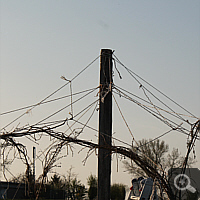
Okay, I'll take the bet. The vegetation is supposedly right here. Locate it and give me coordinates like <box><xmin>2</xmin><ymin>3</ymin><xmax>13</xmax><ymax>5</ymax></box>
<box><xmin>49</xmin><ymin>173</ymin><xmax>64</xmax><ymax>189</ymax></box>
<box><xmin>110</xmin><ymin>183</ymin><xmax>126</xmax><ymax>200</ymax></box>
<box><xmin>87</xmin><ymin>174</ymin><xmax>126</xmax><ymax>200</ymax></box>
<box><xmin>123</xmin><ymin>138</ymin><xmax>196</xmax><ymax>178</ymax></box>
<box><xmin>8</xmin><ymin>167</ymin><xmax>87</xmax><ymax>200</ymax></box>
<box><xmin>87</xmin><ymin>174</ymin><xmax>97</xmax><ymax>200</ymax></box>
<box><xmin>123</xmin><ymin>138</ymin><xmax>197</xmax><ymax>199</ymax></box>
<box><xmin>50</xmin><ymin>167</ymin><xmax>87</xmax><ymax>200</ymax></box>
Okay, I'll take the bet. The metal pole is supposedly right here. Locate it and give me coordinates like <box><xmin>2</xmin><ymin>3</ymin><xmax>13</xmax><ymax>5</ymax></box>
<box><xmin>33</xmin><ymin>146</ymin><xmax>36</xmax><ymax>182</ymax></box>
<box><xmin>98</xmin><ymin>49</ymin><xmax>113</xmax><ymax>200</ymax></box>
<box><xmin>33</xmin><ymin>146</ymin><xmax>36</xmax><ymax>197</ymax></box>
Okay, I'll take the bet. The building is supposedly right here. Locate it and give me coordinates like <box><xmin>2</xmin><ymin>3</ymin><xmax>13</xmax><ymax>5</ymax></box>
<box><xmin>0</xmin><ymin>181</ymin><xmax>65</xmax><ymax>199</ymax></box>
<box><xmin>0</xmin><ymin>181</ymin><xmax>27</xmax><ymax>199</ymax></box>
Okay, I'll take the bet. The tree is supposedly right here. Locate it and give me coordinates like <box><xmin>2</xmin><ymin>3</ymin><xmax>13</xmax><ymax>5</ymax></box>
<box><xmin>123</xmin><ymin>139</ymin><xmax>196</xmax><ymax>179</ymax></box>
<box><xmin>123</xmin><ymin>139</ymin><xmax>169</xmax><ymax>178</ymax></box>
<box><xmin>123</xmin><ymin>139</ymin><xmax>197</xmax><ymax>199</ymax></box>
<box><xmin>49</xmin><ymin>173</ymin><xmax>64</xmax><ymax>189</ymax></box>
<box><xmin>65</xmin><ymin>167</ymin><xmax>87</xmax><ymax>200</ymax></box>
<box><xmin>9</xmin><ymin>173</ymin><xmax>26</xmax><ymax>183</ymax></box>
<box><xmin>69</xmin><ymin>178</ymin><xmax>86</xmax><ymax>200</ymax></box>
<box><xmin>110</xmin><ymin>183</ymin><xmax>126</xmax><ymax>200</ymax></box>
<box><xmin>165</xmin><ymin>147</ymin><xmax>196</xmax><ymax>170</ymax></box>
<box><xmin>87</xmin><ymin>174</ymin><xmax>97</xmax><ymax>200</ymax></box>
<box><xmin>47</xmin><ymin>169</ymin><xmax>87</xmax><ymax>200</ymax></box>
<box><xmin>86</xmin><ymin>174</ymin><xmax>126</xmax><ymax>200</ymax></box>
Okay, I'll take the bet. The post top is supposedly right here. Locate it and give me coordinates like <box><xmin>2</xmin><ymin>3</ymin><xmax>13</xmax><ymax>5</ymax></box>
<box><xmin>101</xmin><ymin>49</ymin><xmax>113</xmax><ymax>53</ymax></box>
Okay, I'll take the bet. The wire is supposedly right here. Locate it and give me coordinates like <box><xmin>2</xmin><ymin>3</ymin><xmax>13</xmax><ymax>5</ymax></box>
<box><xmin>113</xmin><ymin>87</ymin><xmax>200</xmax><ymax>141</ymax></box>
<box><xmin>34</xmin><ymin>87</ymin><xmax>98</xmax><ymax>126</ymax></box>
<box><xmin>113</xmin><ymin>54</ymin><xmax>197</xmax><ymax>120</ymax></box>
<box><xmin>114</xmin><ymin>85</ymin><xmax>198</xmax><ymax>120</ymax></box>
<box><xmin>0</xmin><ymin>55</ymin><xmax>100</xmax><ymax>131</ymax></box>
<box><xmin>1</xmin><ymin>89</ymin><xmax>97</xmax><ymax>135</ymax></box>
<box><xmin>72</xmin><ymin>119</ymin><xmax>133</xmax><ymax>148</ymax></box>
<box><xmin>64</xmin><ymin>99</ymin><xmax>98</xmax><ymax>135</ymax></box>
<box><xmin>72</xmin><ymin>101</ymin><xmax>98</xmax><ymax>138</ymax></box>
<box><xmin>112</xmin><ymin>93</ymin><xmax>138</xmax><ymax>145</ymax></box>
<box><xmin>73</xmin><ymin>99</ymin><xmax>98</xmax><ymax>119</ymax></box>
<box><xmin>0</xmin><ymin>87</ymin><xmax>97</xmax><ymax>116</ymax></box>
<box><xmin>112</xmin><ymin>93</ymin><xmax>167</xmax><ymax>176</ymax></box>
<box><xmin>117</xmin><ymin>91</ymin><xmax>199</xmax><ymax>139</ymax></box>
<box><xmin>137</xmin><ymin>123</ymin><xmax>184</xmax><ymax>149</ymax></box>
<box><xmin>113</xmin><ymin>87</ymin><xmax>191</xmax><ymax>136</ymax></box>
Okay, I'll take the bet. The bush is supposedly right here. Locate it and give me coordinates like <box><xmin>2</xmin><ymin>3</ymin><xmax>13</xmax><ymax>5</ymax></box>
<box><xmin>110</xmin><ymin>183</ymin><xmax>126</xmax><ymax>200</ymax></box>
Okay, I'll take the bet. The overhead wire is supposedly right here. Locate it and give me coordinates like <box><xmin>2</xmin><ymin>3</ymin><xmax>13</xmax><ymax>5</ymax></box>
<box><xmin>76</xmin><ymin>101</ymin><xmax>98</xmax><ymax>137</ymax></box>
<box><xmin>113</xmin><ymin>54</ymin><xmax>197</xmax><ymax>121</ymax></box>
<box><xmin>1</xmin><ymin>52</ymin><xmax>199</xmax><ymax>195</ymax></box>
<box><xmin>112</xmin><ymin>93</ymin><xmax>138</xmax><ymax>145</ymax></box>
<box><xmin>113</xmin><ymin>83</ymin><xmax>192</xmax><ymax>134</ymax></box>
<box><xmin>73</xmin><ymin>99</ymin><xmax>98</xmax><ymax>119</ymax></box>
<box><xmin>0</xmin><ymin>87</ymin><xmax>97</xmax><ymax>116</ymax></box>
<box><xmin>112</xmin><ymin>57</ymin><xmax>200</xmax><ymax>183</ymax></box>
<box><xmin>0</xmin><ymin>87</ymin><xmax>98</xmax><ymax>135</ymax></box>
<box><xmin>3</xmin><ymin>97</ymin><xmax>122</xmax><ymax>164</ymax></box>
<box><xmin>68</xmin><ymin>101</ymin><xmax>98</xmax><ymax>138</ymax></box>
<box><xmin>112</xmin><ymin>93</ymin><xmax>167</xmax><ymax>176</ymax></box>
<box><xmin>31</xmin><ymin>82</ymin><xmax>132</xmax><ymax>148</ymax></box>
<box><xmin>116</xmin><ymin>90</ymin><xmax>200</xmax><ymax>140</ymax></box>
<box><xmin>72</xmin><ymin>119</ymin><xmax>133</xmax><ymax>148</ymax></box>
<box><xmin>113</xmin><ymin>86</ymin><xmax>192</xmax><ymax>137</ymax></box>
<box><xmin>60</xmin><ymin>76</ymin><xmax>74</xmax><ymax>119</ymax></box>
<box><xmin>0</xmin><ymin>55</ymin><xmax>100</xmax><ymax>131</ymax></box>
<box><xmin>114</xmin><ymin>85</ymin><xmax>198</xmax><ymax>120</ymax></box>
<box><xmin>141</xmin><ymin>85</ymin><xmax>172</xmax><ymax>128</ymax></box>
<box><xmin>64</xmin><ymin>99</ymin><xmax>98</xmax><ymax>135</ymax></box>
<box><xmin>136</xmin><ymin>123</ymin><xmax>185</xmax><ymax>149</ymax></box>
<box><xmin>22</xmin><ymin>93</ymin><xmax>99</xmax><ymax>161</ymax></box>
<box><xmin>33</xmin><ymin>87</ymin><xmax>98</xmax><ymax>126</ymax></box>
<box><xmin>26</xmin><ymin>99</ymin><xmax>99</xmax><ymax>164</ymax></box>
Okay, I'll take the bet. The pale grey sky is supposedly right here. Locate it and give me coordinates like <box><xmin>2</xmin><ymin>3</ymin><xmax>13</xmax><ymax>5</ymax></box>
<box><xmin>0</xmin><ymin>0</ymin><xmax>200</xmax><ymax>187</ymax></box>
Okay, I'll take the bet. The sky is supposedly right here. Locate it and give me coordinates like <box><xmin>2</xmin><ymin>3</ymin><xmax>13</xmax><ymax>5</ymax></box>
<box><xmin>0</xmin><ymin>0</ymin><xmax>200</xmax><ymax>190</ymax></box>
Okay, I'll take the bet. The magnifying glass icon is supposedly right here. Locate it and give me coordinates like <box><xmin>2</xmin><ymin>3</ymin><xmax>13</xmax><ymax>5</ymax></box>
<box><xmin>174</xmin><ymin>174</ymin><xmax>196</xmax><ymax>193</ymax></box>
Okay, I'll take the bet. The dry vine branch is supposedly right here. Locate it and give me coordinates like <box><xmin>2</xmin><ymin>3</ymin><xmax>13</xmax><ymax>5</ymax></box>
<box><xmin>1</xmin><ymin>120</ymin><xmax>199</xmax><ymax>199</ymax></box>
<box><xmin>2</xmin><ymin>125</ymin><xmax>175</xmax><ymax>199</ymax></box>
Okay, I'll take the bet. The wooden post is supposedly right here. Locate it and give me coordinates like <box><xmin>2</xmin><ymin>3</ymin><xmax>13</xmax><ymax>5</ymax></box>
<box><xmin>98</xmin><ymin>49</ymin><xmax>113</xmax><ymax>200</ymax></box>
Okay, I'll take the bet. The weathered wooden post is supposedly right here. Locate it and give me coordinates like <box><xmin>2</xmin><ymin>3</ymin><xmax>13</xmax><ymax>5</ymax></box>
<box><xmin>98</xmin><ymin>49</ymin><xmax>113</xmax><ymax>199</ymax></box>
